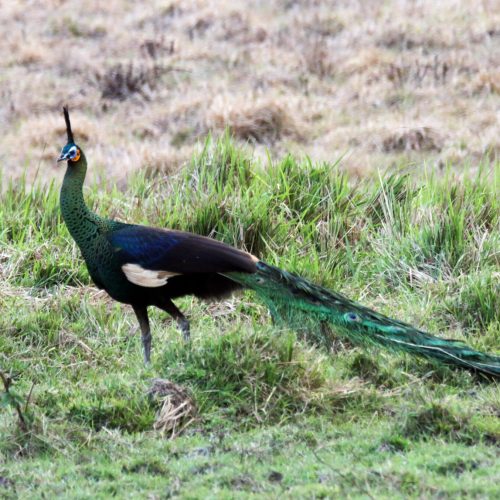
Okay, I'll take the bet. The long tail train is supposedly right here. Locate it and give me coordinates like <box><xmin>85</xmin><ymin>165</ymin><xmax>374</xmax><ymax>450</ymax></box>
<box><xmin>226</xmin><ymin>262</ymin><xmax>500</xmax><ymax>378</ymax></box>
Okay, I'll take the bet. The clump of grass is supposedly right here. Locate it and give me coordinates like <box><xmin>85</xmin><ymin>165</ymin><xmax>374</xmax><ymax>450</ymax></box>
<box><xmin>369</xmin><ymin>168</ymin><xmax>499</xmax><ymax>293</ymax></box>
<box><xmin>397</xmin><ymin>403</ymin><xmax>498</xmax><ymax>444</ymax></box>
<box><xmin>434</xmin><ymin>458</ymin><xmax>480</xmax><ymax>476</ymax></box>
<box><xmin>363</xmin><ymin>172</ymin><xmax>417</xmax><ymax>227</ymax></box>
<box><xmin>38</xmin><ymin>378</ymin><xmax>155</xmax><ymax>433</ymax></box>
<box><xmin>443</xmin><ymin>273</ymin><xmax>500</xmax><ymax>332</ymax></box>
<box><xmin>0</xmin><ymin>369</ymin><xmax>46</xmax><ymax>458</ymax></box>
<box><xmin>385</xmin><ymin>56</ymin><xmax>451</xmax><ymax>88</ymax></box>
<box><xmin>96</xmin><ymin>63</ymin><xmax>168</xmax><ymax>101</ymax></box>
<box><xmin>148</xmin><ymin>379</ymin><xmax>196</xmax><ymax>437</ymax></box>
<box><xmin>377</xmin><ymin>434</ymin><xmax>410</xmax><ymax>452</ymax></box>
<box><xmin>0</xmin><ymin>370</ymin><xmax>33</xmax><ymax>434</ymax></box>
<box><xmin>381</xmin><ymin>127</ymin><xmax>442</xmax><ymax>152</ymax></box>
<box><xmin>209</xmin><ymin>102</ymin><xmax>300</xmax><ymax>145</ymax></box>
<box><xmin>471</xmin><ymin>70</ymin><xmax>500</xmax><ymax>95</ymax></box>
<box><xmin>347</xmin><ymin>353</ymin><xmax>399</xmax><ymax>388</ymax></box>
<box><xmin>304</xmin><ymin>38</ymin><xmax>334</xmax><ymax>78</ymax></box>
<box><xmin>139</xmin><ymin>36</ymin><xmax>175</xmax><ymax>60</ymax></box>
<box><xmin>160</xmin><ymin>328</ymin><xmax>358</xmax><ymax>426</ymax></box>
<box><xmin>122</xmin><ymin>459</ymin><xmax>169</xmax><ymax>476</ymax></box>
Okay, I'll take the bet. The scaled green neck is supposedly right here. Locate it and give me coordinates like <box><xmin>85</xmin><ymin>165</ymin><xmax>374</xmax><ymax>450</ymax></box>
<box><xmin>60</xmin><ymin>152</ymin><xmax>103</xmax><ymax>246</ymax></box>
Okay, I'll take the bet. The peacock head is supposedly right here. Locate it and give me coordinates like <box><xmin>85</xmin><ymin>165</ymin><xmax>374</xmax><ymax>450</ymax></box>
<box><xmin>57</xmin><ymin>107</ymin><xmax>83</xmax><ymax>164</ymax></box>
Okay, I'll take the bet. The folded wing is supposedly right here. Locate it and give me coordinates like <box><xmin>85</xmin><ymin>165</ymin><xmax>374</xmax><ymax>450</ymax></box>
<box><xmin>108</xmin><ymin>225</ymin><xmax>257</xmax><ymax>286</ymax></box>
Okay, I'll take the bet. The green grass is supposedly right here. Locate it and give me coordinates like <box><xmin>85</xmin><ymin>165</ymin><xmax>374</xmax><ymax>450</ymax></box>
<box><xmin>1</xmin><ymin>137</ymin><xmax>499</xmax><ymax>498</ymax></box>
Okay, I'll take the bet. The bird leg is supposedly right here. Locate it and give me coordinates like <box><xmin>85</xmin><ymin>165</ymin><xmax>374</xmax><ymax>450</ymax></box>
<box><xmin>132</xmin><ymin>305</ymin><xmax>152</xmax><ymax>364</ymax></box>
<box><xmin>158</xmin><ymin>299</ymin><xmax>190</xmax><ymax>342</ymax></box>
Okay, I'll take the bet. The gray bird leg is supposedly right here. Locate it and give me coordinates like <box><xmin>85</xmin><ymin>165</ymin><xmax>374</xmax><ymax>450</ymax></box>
<box><xmin>132</xmin><ymin>305</ymin><xmax>152</xmax><ymax>364</ymax></box>
<box><xmin>158</xmin><ymin>299</ymin><xmax>191</xmax><ymax>341</ymax></box>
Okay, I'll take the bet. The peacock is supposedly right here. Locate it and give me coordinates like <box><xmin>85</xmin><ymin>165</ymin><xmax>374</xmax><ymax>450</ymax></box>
<box><xmin>57</xmin><ymin>108</ymin><xmax>500</xmax><ymax>377</ymax></box>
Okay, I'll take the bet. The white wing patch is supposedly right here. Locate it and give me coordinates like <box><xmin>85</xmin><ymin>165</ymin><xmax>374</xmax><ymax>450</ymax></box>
<box><xmin>122</xmin><ymin>263</ymin><xmax>180</xmax><ymax>288</ymax></box>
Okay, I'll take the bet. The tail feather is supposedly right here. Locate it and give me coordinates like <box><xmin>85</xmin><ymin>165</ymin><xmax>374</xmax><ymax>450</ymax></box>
<box><xmin>226</xmin><ymin>262</ymin><xmax>500</xmax><ymax>378</ymax></box>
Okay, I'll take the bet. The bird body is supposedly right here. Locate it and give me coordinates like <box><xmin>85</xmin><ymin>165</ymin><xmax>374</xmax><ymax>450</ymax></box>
<box><xmin>61</xmin><ymin>159</ymin><xmax>255</xmax><ymax>306</ymax></box>
<box><xmin>58</xmin><ymin>119</ymin><xmax>257</xmax><ymax>361</ymax></box>
<box><xmin>57</xmin><ymin>108</ymin><xmax>500</xmax><ymax>376</ymax></box>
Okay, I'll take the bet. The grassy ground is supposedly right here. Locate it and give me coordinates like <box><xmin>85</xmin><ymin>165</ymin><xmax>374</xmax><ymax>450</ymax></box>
<box><xmin>0</xmin><ymin>139</ymin><xmax>499</xmax><ymax>498</ymax></box>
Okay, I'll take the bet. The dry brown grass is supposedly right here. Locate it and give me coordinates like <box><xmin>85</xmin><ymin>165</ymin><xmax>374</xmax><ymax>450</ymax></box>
<box><xmin>381</xmin><ymin>127</ymin><xmax>442</xmax><ymax>153</ymax></box>
<box><xmin>0</xmin><ymin>0</ymin><xmax>498</xmax><ymax>182</ymax></box>
<box><xmin>148</xmin><ymin>379</ymin><xmax>196</xmax><ymax>438</ymax></box>
<box><xmin>209</xmin><ymin>99</ymin><xmax>301</xmax><ymax>145</ymax></box>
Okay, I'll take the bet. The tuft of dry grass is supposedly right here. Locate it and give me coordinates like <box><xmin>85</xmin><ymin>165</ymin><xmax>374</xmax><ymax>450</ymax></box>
<box><xmin>381</xmin><ymin>127</ymin><xmax>442</xmax><ymax>153</ymax></box>
<box><xmin>471</xmin><ymin>70</ymin><xmax>500</xmax><ymax>95</ymax></box>
<box><xmin>209</xmin><ymin>100</ymin><xmax>301</xmax><ymax>145</ymax></box>
<box><xmin>96</xmin><ymin>63</ymin><xmax>168</xmax><ymax>101</ymax></box>
<box><xmin>148</xmin><ymin>379</ymin><xmax>196</xmax><ymax>438</ymax></box>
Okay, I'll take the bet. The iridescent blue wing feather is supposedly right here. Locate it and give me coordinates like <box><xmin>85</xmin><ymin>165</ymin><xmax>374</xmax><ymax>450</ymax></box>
<box><xmin>108</xmin><ymin>225</ymin><xmax>257</xmax><ymax>274</ymax></box>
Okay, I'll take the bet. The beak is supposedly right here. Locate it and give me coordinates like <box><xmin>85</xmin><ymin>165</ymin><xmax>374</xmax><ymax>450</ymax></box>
<box><xmin>57</xmin><ymin>152</ymin><xmax>69</xmax><ymax>162</ymax></box>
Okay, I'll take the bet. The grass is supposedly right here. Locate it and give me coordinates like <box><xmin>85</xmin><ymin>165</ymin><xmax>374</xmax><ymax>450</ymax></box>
<box><xmin>0</xmin><ymin>138</ymin><xmax>499</xmax><ymax>498</ymax></box>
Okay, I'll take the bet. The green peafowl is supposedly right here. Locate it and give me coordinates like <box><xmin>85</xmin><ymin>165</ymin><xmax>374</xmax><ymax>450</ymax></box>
<box><xmin>57</xmin><ymin>107</ymin><xmax>500</xmax><ymax>377</ymax></box>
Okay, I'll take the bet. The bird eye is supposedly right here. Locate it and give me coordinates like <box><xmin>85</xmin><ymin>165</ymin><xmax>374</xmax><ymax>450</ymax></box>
<box><xmin>345</xmin><ymin>312</ymin><xmax>361</xmax><ymax>322</ymax></box>
<box><xmin>68</xmin><ymin>146</ymin><xmax>80</xmax><ymax>161</ymax></box>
